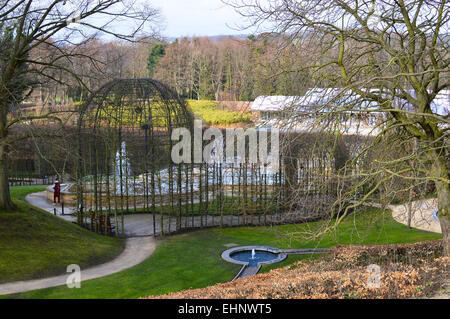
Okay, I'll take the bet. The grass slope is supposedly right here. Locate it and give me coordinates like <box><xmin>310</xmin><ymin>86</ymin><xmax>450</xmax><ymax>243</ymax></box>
<box><xmin>0</xmin><ymin>186</ymin><xmax>125</xmax><ymax>284</ymax></box>
<box><xmin>9</xmin><ymin>206</ymin><xmax>441</xmax><ymax>299</ymax></box>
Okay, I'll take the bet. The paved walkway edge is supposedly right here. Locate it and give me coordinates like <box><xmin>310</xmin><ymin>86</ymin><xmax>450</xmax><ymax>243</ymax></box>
<box><xmin>389</xmin><ymin>198</ymin><xmax>441</xmax><ymax>234</ymax></box>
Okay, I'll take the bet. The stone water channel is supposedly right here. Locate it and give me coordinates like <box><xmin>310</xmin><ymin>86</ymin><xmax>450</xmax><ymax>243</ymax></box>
<box><xmin>221</xmin><ymin>246</ymin><xmax>330</xmax><ymax>280</ymax></box>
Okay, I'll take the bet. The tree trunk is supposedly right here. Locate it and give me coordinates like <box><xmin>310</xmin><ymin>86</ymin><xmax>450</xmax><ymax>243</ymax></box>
<box><xmin>431</xmin><ymin>152</ymin><xmax>450</xmax><ymax>256</ymax></box>
<box><xmin>407</xmin><ymin>189</ymin><xmax>413</xmax><ymax>229</ymax></box>
<box><xmin>436</xmin><ymin>182</ymin><xmax>450</xmax><ymax>256</ymax></box>
<box><xmin>0</xmin><ymin>144</ymin><xmax>15</xmax><ymax>211</ymax></box>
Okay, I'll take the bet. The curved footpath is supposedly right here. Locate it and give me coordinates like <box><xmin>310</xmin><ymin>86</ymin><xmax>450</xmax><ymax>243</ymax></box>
<box><xmin>23</xmin><ymin>191</ymin><xmax>324</xmax><ymax>237</ymax></box>
<box><xmin>0</xmin><ymin>193</ymin><xmax>441</xmax><ymax>295</ymax></box>
<box><xmin>0</xmin><ymin>236</ymin><xmax>156</xmax><ymax>295</ymax></box>
<box><xmin>0</xmin><ymin>193</ymin><xmax>158</xmax><ymax>296</ymax></box>
<box><xmin>352</xmin><ymin>198</ymin><xmax>441</xmax><ymax>234</ymax></box>
<box><xmin>390</xmin><ymin>198</ymin><xmax>441</xmax><ymax>233</ymax></box>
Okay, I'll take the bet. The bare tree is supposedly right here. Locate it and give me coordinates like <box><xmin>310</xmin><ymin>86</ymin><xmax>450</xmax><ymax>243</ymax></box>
<box><xmin>226</xmin><ymin>0</ymin><xmax>450</xmax><ymax>254</ymax></box>
<box><xmin>0</xmin><ymin>0</ymin><xmax>161</xmax><ymax>211</ymax></box>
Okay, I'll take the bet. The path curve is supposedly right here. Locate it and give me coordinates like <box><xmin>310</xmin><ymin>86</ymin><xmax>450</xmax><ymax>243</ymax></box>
<box><xmin>24</xmin><ymin>191</ymin><xmax>324</xmax><ymax>237</ymax></box>
<box><xmin>353</xmin><ymin>198</ymin><xmax>441</xmax><ymax>234</ymax></box>
<box><xmin>0</xmin><ymin>236</ymin><xmax>157</xmax><ymax>295</ymax></box>
<box><xmin>389</xmin><ymin>198</ymin><xmax>441</xmax><ymax>234</ymax></box>
<box><xmin>0</xmin><ymin>195</ymin><xmax>159</xmax><ymax>295</ymax></box>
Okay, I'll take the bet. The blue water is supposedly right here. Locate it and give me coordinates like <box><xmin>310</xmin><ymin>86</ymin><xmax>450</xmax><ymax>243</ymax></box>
<box><xmin>230</xmin><ymin>250</ymin><xmax>279</xmax><ymax>267</ymax></box>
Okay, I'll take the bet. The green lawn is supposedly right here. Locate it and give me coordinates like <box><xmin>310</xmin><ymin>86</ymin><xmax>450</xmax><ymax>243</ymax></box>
<box><xmin>0</xmin><ymin>186</ymin><xmax>125</xmax><ymax>284</ymax></box>
<box><xmin>6</xmin><ymin>206</ymin><xmax>441</xmax><ymax>299</ymax></box>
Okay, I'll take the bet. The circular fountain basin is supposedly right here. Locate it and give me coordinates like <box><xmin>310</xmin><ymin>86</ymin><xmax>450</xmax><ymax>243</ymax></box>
<box><xmin>222</xmin><ymin>246</ymin><xmax>287</xmax><ymax>267</ymax></box>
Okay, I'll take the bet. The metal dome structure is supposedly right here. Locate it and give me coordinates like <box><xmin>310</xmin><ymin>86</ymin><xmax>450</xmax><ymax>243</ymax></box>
<box><xmin>75</xmin><ymin>79</ymin><xmax>194</xmax><ymax>235</ymax></box>
<box><xmin>72</xmin><ymin>78</ymin><xmax>336</xmax><ymax>238</ymax></box>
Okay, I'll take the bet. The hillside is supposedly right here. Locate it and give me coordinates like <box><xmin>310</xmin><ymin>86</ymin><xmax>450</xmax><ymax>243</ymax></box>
<box><xmin>0</xmin><ymin>186</ymin><xmax>124</xmax><ymax>284</ymax></box>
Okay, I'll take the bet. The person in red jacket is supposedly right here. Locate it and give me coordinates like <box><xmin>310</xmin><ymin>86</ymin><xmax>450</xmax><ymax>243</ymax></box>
<box><xmin>53</xmin><ymin>177</ymin><xmax>61</xmax><ymax>204</ymax></box>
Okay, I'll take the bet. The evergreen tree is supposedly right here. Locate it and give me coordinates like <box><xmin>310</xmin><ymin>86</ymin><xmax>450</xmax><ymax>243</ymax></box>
<box><xmin>0</xmin><ymin>23</ymin><xmax>30</xmax><ymax>109</ymax></box>
<box><xmin>147</xmin><ymin>43</ymin><xmax>166</xmax><ymax>77</ymax></box>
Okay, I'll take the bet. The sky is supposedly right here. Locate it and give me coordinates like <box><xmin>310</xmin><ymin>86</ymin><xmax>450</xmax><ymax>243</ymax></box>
<box><xmin>150</xmin><ymin>0</ymin><xmax>251</xmax><ymax>38</ymax></box>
